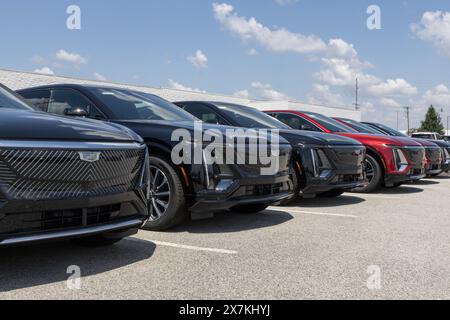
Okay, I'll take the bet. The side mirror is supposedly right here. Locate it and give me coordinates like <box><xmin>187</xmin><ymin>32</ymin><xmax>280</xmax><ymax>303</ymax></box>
<box><xmin>64</xmin><ymin>107</ymin><xmax>88</xmax><ymax>117</ymax></box>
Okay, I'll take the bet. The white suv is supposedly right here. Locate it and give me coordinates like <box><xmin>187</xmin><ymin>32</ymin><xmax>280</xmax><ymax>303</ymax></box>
<box><xmin>411</xmin><ymin>132</ymin><xmax>444</xmax><ymax>141</ymax></box>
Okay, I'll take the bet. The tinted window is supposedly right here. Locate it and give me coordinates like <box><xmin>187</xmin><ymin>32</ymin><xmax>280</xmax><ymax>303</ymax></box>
<box><xmin>212</xmin><ymin>103</ymin><xmax>291</xmax><ymax>129</ymax></box>
<box><xmin>303</xmin><ymin>112</ymin><xmax>357</xmax><ymax>133</ymax></box>
<box><xmin>48</xmin><ymin>89</ymin><xmax>103</xmax><ymax>118</ymax></box>
<box><xmin>276</xmin><ymin>113</ymin><xmax>321</xmax><ymax>132</ymax></box>
<box><xmin>180</xmin><ymin>103</ymin><xmax>228</xmax><ymax>125</ymax></box>
<box><xmin>338</xmin><ymin>119</ymin><xmax>381</xmax><ymax>134</ymax></box>
<box><xmin>0</xmin><ymin>86</ymin><xmax>34</xmax><ymax>111</ymax></box>
<box><xmin>365</xmin><ymin>123</ymin><xmax>406</xmax><ymax>137</ymax></box>
<box><xmin>89</xmin><ymin>88</ymin><xmax>195</xmax><ymax>121</ymax></box>
<box><xmin>19</xmin><ymin>90</ymin><xmax>51</xmax><ymax>111</ymax></box>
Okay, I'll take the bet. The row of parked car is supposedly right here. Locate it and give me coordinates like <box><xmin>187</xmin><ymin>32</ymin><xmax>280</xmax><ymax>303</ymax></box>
<box><xmin>0</xmin><ymin>82</ymin><xmax>448</xmax><ymax>247</ymax></box>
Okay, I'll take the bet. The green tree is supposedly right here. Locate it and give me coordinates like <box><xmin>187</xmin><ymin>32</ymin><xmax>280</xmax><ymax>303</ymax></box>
<box><xmin>420</xmin><ymin>105</ymin><xmax>445</xmax><ymax>134</ymax></box>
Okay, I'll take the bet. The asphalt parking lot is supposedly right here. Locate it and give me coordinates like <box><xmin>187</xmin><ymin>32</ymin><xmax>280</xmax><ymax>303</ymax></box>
<box><xmin>1</xmin><ymin>175</ymin><xmax>450</xmax><ymax>300</ymax></box>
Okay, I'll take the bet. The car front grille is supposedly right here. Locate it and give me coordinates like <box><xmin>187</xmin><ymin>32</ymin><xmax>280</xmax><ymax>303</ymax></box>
<box><xmin>404</xmin><ymin>147</ymin><xmax>426</xmax><ymax>168</ymax></box>
<box><xmin>235</xmin><ymin>144</ymin><xmax>292</xmax><ymax>176</ymax></box>
<box><xmin>244</xmin><ymin>183</ymin><xmax>284</xmax><ymax>197</ymax></box>
<box><xmin>0</xmin><ymin>204</ymin><xmax>137</xmax><ymax>236</ymax></box>
<box><xmin>425</xmin><ymin>147</ymin><xmax>442</xmax><ymax>164</ymax></box>
<box><xmin>0</xmin><ymin>146</ymin><xmax>146</xmax><ymax>200</ymax></box>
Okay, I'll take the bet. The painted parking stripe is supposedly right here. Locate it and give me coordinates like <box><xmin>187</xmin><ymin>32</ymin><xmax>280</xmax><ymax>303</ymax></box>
<box><xmin>355</xmin><ymin>194</ymin><xmax>402</xmax><ymax>200</ymax></box>
<box><xmin>130</xmin><ymin>238</ymin><xmax>238</xmax><ymax>255</ymax></box>
<box><xmin>268</xmin><ymin>207</ymin><xmax>358</xmax><ymax>219</ymax></box>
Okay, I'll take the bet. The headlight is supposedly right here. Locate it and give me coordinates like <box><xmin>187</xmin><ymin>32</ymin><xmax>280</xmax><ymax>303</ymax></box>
<box><xmin>202</xmin><ymin>149</ymin><xmax>235</xmax><ymax>191</ymax></box>
<box><xmin>444</xmin><ymin>148</ymin><xmax>450</xmax><ymax>164</ymax></box>
<box><xmin>310</xmin><ymin>148</ymin><xmax>333</xmax><ymax>178</ymax></box>
<box><xmin>391</xmin><ymin>148</ymin><xmax>409</xmax><ymax>172</ymax></box>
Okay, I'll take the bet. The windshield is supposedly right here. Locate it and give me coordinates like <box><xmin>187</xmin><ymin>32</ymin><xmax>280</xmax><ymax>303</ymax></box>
<box><xmin>303</xmin><ymin>112</ymin><xmax>357</xmax><ymax>133</ymax></box>
<box><xmin>366</xmin><ymin>123</ymin><xmax>407</xmax><ymax>137</ymax></box>
<box><xmin>0</xmin><ymin>85</ymin><xmax>34</xmax><ymax>111</ymax></box>
<box><xmin>213</xmin><ymin>102</ymin><xmax>291</xmax><ymax>129</ymax></box>
<box><xmin>339</xmin><ymin>119</ymin><xmax>383</xmax><ymax>134</ymax></box>
<box><xmin>89</xmin><ymin>88</ymin><xmax>196</xmax><ymax>121</ymax></box>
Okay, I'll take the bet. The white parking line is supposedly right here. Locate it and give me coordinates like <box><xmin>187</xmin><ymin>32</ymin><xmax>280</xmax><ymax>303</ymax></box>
<box><xmin>130</xmin><ymin>238</ymin><xmax>238</xmax><ymax>255</ymax></box>
<box><xmin>355</xmin><ymin>194</ymin><xmax>402</xmax><ymax>200</ymax></box>
<box><xmin>268</xmin><ymin>207</ymin><xmax>358</xmax><ymax>219</ymax></box>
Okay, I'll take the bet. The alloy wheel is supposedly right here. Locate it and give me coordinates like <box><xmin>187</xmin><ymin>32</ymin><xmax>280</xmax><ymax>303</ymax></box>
<box><xmin>365</xmin><ymin>159</ymin><xmax>375</xmax><ymax>183</ymax></box>
<box><xmin>148</xmin><ymin>165</ymin><xmax>171</xmax><ymax>221</ymax></box>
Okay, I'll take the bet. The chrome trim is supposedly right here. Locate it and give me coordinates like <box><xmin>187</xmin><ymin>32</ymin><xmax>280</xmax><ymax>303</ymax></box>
<box><xmin>0</xmin><ymin>218</ymin><xmax>143</xmax><ymax>246</ymax></box>
<box><xmin>0</xmin><ymin>141</ymin><xmax>145</xmax><ymax>150</ymax></box>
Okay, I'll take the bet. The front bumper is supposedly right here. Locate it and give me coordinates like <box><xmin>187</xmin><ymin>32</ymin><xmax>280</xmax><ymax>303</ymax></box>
<box><xmin>189</xmin><ymin>174</ymin><xmax>293</xmax><ymax>213</ymax></box>
<box><xmin>0</xmin><ymin>191</ymin><xmax>148</xmax><ymax>247</ymax></box>
<box><xmin>385</xmin><ymin>168</ymin><xmax>426</xmax><ymax>186</ymax></box>
<box><xmin>296</xmin><ymin>145</ymin><xmax>367</xmax><ymax>196</ymax></box>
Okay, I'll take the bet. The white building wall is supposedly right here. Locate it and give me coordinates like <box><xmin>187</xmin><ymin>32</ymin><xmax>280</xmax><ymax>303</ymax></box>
<box><xmin>0</xmin><ymin>69</ymin><xmax>361</xmax><ymax>120</ymax></box>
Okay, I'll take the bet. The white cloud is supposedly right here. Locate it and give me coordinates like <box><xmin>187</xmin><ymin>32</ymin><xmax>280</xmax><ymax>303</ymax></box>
<box><xmin>213</xmin><ymin>3</ymin><xmax>327</xmax><ymax>54</ymax></box>
<box><xmin>247</xmin><ymin>48</ymin><xmax>258</xmax><ymax>56</ymax></box>
<box><xmin>307</xmin><ymin>84</ymin><xmax>347</xmax><ymax>107</ymax></box>
<box><xmin>423</xmin><ymin>84</ymin><xmax>450</xmax><ymax>107</ymax></box>
<box><xmin>33</xmin><ymin>67</ymin><xmax>55</xmax><ymax>75</ymax></box>
<box><xmin>168</xmin><ymin>79</ymin><xmax>206</xmax><ymax>93</ymax></box>
<box><xmin>379</xmin><ymin>97</ymin><xmax>402</xmax><ymax>108</ymax></box>
<box><xmin>93</xmin><ymin>72</ymin><xmax>107</xmax><ymax>81</ymax></box>
<box><xmin>187</xmin><ymin>50</ymin><xmax>208</xmax><ymax>69</ymax></box>
<box><xmin>412</xmin><ymin>11</ymin><xmax>450</xmax><ymax>58</ymax></box>
<box><xmin>55</xmin><ymin>49</ymin><xmax>88</xmax><ymax>65</ymax></box>
<box><xmin>234</xmin><ymin>82</ymin><xmax>289</xmax><ymax>100</ymax></box>
<box><xmin>213</xmin><ymin>3</ymin><xmax>422</xmax><ymax>128</ymax></box>
<box><xmin>366</xmin><ymin>79</ymin><xmax>418</xmax><ymax>97</ymax></box>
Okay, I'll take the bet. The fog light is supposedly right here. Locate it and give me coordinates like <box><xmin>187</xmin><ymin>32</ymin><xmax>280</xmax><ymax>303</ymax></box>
<box><xmin>215</xmin><ymin>179</ymin><xmax>235</xmax><ymax>192</ymax></box>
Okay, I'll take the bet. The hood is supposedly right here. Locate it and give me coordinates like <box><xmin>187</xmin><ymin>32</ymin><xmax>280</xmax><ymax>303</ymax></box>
<box><xmin>115</xmin><ymin>120</ymin><xmax>291</xmax><ymax>145</ymax></box>
<box><xmin>338</xmin><ymin>132</ymin><xmax>423</xmax><ymax>147</ymax></box>
<box><xmin>411</xmin><ymin>138</ymin><xmax>439</xmax><ymax>147</ymax></box>
<box><xmin>0</xmin><ymin>109</ymin><xmax>142</xmax><ymax>143</ymax></box>
<box><xmin>277</xmin><ymin>129</ymin><xmax>363</xmax><ymax>147</ymax></box>
<box><xmin>426</xmin><ymin>139</ymin><xmax>450</xmax><ymax>148</ymax></box>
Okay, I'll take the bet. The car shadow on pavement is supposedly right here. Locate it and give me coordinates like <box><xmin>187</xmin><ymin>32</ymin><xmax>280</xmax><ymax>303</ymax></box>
<box><xmin>429</xmin><ymin>175</ymin><xmax>450</xmax><ymax>180</ymax></box>
<box><xmin>286</xmin><ymin>195</ymin><xmax>366</xmax><ymax>208</ymax></box>
<box><xmin>0</xmin><ymin>237</ymin><xmax>155</xmax><ymax>293</ymax></box>
<box><xmin>171</xmin><ymin>210</ymin><xmax>294</xmax><ymax>234</ymax></box>
<box><xmin>407</xmin><ymin>179</ymin><xmax>440</xmax><ymax>186</ymax></box>
<box><xmin>376</xmin><ymin>186</ymin><xmax>424</xmax><ymax>194</ymax></box>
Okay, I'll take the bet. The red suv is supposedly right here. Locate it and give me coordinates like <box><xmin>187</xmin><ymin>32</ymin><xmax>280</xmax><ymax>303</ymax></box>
<box><xmin>266</xmin><ymin>110</ymin><xmax>426</xmax><ymax>193</ymax></box>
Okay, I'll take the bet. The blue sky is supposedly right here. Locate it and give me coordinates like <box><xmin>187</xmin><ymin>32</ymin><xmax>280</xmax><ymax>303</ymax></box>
<box><xmin>1</xmin><ymin>0</ymin><xmax>450</xmax><ymax>129</ymax></box>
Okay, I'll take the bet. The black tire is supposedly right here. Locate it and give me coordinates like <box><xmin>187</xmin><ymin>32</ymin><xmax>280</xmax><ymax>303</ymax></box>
<box><xmin>143</xmin><ymin>156</ymin><xmax>187</xmax><ymax>231</ymax></box>
<box><xmin>72</xmin><ymin>235</ymin><xmax>123</xmax><ymax>247</ymax></box>
<box><xmin>232</xmin><ymin>204</ymin><xmax>269</xmax><ymax>214</ymax></box>
<box><xmin>279</xmin><ymin>168</ymin><xmax>301</xmax><ymax>206</ymax></box>
<box><xmin>318</xmin><ymin>189</ymin><xmax>345</xmax><ymax>198</ymax></box>
<box><xmin>352</xmin><ymin>154</ymin><xmax>383</xmax><ymax>193</ymax></box>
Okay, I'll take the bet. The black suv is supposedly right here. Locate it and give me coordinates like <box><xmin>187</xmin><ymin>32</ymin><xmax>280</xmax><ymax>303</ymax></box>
<box><xmin>0</xmin><ymin>84</ymin><xmax>149</xmax><ymax>247</ymax></box>
<box><xmin>175</xmin><ymin>101</ymin><xmax>366</xmax><ymax>201</ymax></box>
<box><xmin>18</xmin><ymin>85</ymin><xmax>293</xmax><ymax>230</ymax></box>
